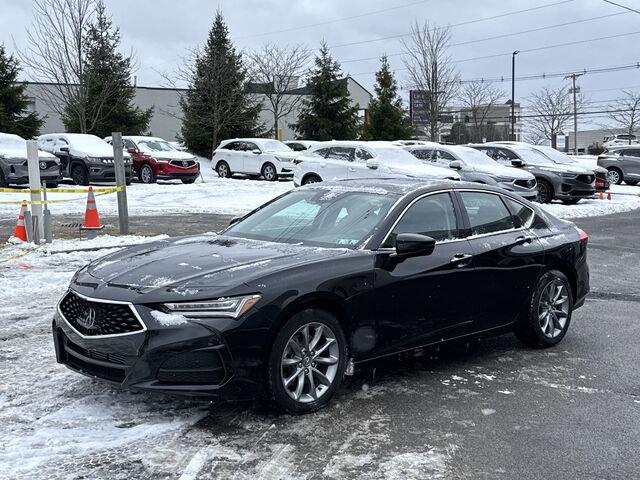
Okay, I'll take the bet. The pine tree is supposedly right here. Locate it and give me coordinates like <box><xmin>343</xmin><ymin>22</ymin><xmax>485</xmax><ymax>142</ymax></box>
<box><xmin>63</xmin><ymin>1</ymin><xmax>152</xmax><ymax>137</ymax></box>
<box><xmin>0</xmin><ymin>45</ymin><xmax>43</xmax><ymax>138</ymax></box>
<box><xmin>180</xmin><ymin>11</ymin><xmax>262</xmax><ymax>157</ymax></box>
<box><xmin>362</xmin><ymin>56</ymin><xmax>414</xmax><ymax>140</ymax></box>
<box><xmin>292</xmin><ymin>43</ymin><xmax>360</xmax><ymax>140</ymax></box>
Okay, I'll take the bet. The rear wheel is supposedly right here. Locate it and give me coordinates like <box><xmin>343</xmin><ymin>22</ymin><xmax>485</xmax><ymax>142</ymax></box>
<box><xmin>262</xmin><ymin>162</ymin><xmax>278</xmax><ymax>181</ymax></box>
<box><xmin>514</xmin><ymin>270</ymin><xmax>573</xmax><ymax>348</ymax></box>
<box><xmin>139</xmin><ymin>164</ymin><xmax>156</xmax><ymax>184</ymax></box>
<box><xmin>71</xmin><ymin>164</ymin><xmax>89</xmax><ymax>186</ymax></box>
<box><xmin>302</xmin><ymin>174</ymin><xmax>322</xmax><ymax>185</ymax></box>
<box><xmin>537</xmin><ymin>179</ymin><xmax>554</xmax><ymax>204</ymax></box>
<box><xmin>606</xmin><ymin>167</ymin><xmax>623</xmax><ymax>185</ymax></box>
<box><xmin>216</xmin><ymin>161</ymin><xmax>231</xmax><ymax>178</ymax></box>
<box><xmin>268</xmin><ymin>309</ymin><xmax>347</xmax><ymax>414</ymax></box>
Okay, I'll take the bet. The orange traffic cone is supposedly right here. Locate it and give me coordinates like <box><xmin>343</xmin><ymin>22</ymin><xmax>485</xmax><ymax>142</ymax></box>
<box><xmin>607</xmin><ymin>192</ymin><xmax>612</xmax><ymax>200</ymax></box>
<box><xmin>12</xmin><ymin>201</ymin><xmax>28</xmax><ymax>242</ymax></box>
<box><xmin>82</xmin><ymin>186</ymin><xmax>102</xmax><ymax>229</ymax></box>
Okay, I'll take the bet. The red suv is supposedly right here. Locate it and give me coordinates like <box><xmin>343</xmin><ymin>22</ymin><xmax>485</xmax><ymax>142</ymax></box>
<box><xmin>105</xmin><ymin>136</ymin><xmax>200</xmax><ymax>184</ymax></box>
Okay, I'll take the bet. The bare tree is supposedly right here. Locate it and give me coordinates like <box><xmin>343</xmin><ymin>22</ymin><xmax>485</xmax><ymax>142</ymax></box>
<box><xmin>18</xmin><ymin>0</ymin><xmax>107</xmax><ymax>133</ymax></box>
<box><xmin>248</xmin><ymin>43</ymin><xmax>310</xmax><ymax>139</ymax></box>
<box><xmin>402</xmin><ymin>22</ymin><xmax>460</xmax><ymax>141</ymax></box>
<box><xmin>607</xmin><ymin>90</ymin><xmax>640</xmax><ymax>144</ymax></box>
<box><xmin>458</xmin><ymin>80</ymin><xmax>504</xmax><ymax>142</ymax></box>
<box><xmin>526</xmin><ymin>86</ymin><xmax>584</xmax><ymax>149</ymax></box>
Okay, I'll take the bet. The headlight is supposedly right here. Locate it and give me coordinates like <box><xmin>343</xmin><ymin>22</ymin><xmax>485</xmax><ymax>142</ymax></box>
<box><xmin>98</xmin><ymin>158</ymin><xmax>113</xmax><ymax>164</ymax></box>
<box><xmin>496</xmin><ymin>176</ymin><xmax>513</xmax><ymax>183</ymax></box>
<box><xmin>560</xmin><ymin>172</ymin><xmax>576</xmax><ymax>178</ymax></box>
<box><xmin>163</xmin><ymin>294</ymin><xmax>261</xmax><ymax>318</ymax></box>
<box><xmin>274</xmin><ymin>156</ymin><xmax>290</xmax><ymax>163</ymax></box>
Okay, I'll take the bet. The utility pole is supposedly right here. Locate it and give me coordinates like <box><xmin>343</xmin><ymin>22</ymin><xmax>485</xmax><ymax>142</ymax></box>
<box><xmin>565</xmin><ymin>73</ymin><xmax>583</xmax><ymax>154</ymax></box>
<box><xmin>511</xmin><ymin>50</ymin><xmax>519</xmax><ymax>141</ymax></box>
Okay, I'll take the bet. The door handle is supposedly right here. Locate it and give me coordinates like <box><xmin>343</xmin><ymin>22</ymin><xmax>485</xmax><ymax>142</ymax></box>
<box><xmin>348</xmin><ymin>167</ymin><xmax>356</xmax><ymax>172</ymax></box>
<box><xmin>515</xmin><ymin>235</ymin><xmax>535</xmax><ymax>245</ymax></box>
<box><xmin>450</xmin><ymin>253</ymin><xmax>473</xmax><ymax>267</ymax></box>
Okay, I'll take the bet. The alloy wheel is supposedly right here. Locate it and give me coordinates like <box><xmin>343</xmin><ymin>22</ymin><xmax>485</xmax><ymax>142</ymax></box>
<box><xmin>537</xmin><ymin>182</ymin><xmax>551</xmax><ymax>203</ymax></box>
<box><xmin>538</xmin><ymin>279</ymin><xmax>569</xmax><ymax>338</ymax></box>
<box><xmin>217</xmin><ymin>163</ymin><xmax>229</xmax><ymax>178</ymax></box>
<box><xmin>280</xmin><ymin>322</ymin><xmax>339</xmax><ymax>403</ymax></box>
<box><xmin>607</xmin><ymin>169</ymin><xmax>621</xmax><ymax>185</ymax></box>
<box><xmin>140</xmin><ymin>165</ymin><xmax>153</xmax><ymax>183</ymax></box>
<box><xmin>263</xmin><ymin>164</ymin><xmax>276</xmax><ymax>181</ymax></box>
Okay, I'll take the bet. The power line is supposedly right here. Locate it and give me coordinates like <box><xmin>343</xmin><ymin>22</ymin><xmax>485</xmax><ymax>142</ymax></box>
<box><xmin>340</xmin><ymin>12</ymin><xmax>627</xmax><ymax>64</ymax></box>
<box><xmin>602</xmin><ymin>0</ymin><xmax>640</xmax><ymax>15</ymax></box>
<box><xmin>329</xmin><ymin>0</ymin><xmax>575</xmax><ymax>49</ymax></box>
<box><xmin>236</xmin><ymin>0</ymin><xmax>431</xmax><ymax>40</ymax></box>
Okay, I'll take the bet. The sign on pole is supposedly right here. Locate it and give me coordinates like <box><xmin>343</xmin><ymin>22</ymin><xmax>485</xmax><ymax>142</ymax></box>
<box><xmin>111</xmin><ymin>132</ymin><xmax>129</xmax><ymax>235</ymax></box>
<box><xmin>26</xmin><ymin>140</ymin><xmax>43</xmax><ymax>244</ymax></box>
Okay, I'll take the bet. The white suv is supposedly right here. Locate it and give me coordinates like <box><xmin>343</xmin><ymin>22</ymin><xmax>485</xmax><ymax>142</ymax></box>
<box><xmin>212</xmin><ymin>138</ymin><xmax>297</xmax><ymax>181</ymax></box>
<box><xmin>603</xmin><ymin>134</ymin><xmax>638</xmax><ymax>148</ymax></box>
<box><xmin>292</xmin><ymin>141</ymin><xmax>460</xmax><ymax>186</ymax></box>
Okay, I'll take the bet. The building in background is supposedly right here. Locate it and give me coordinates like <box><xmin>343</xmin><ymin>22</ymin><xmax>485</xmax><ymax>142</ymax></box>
<box><xmin>22</xmin><ymin>78</ymin><xmax>371</xmax><ymax>142</ymax></box>
<box><xmin>565</xmin><ymin>128</ymin><xmax>631</xmax><ymax>154</ymax></box>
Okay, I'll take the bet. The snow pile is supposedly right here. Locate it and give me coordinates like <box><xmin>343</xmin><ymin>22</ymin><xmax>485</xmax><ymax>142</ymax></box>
<box><xmin>540</xmin><ymin>184</ymin><xmax>640</xmax><ymax>219</ymax></box>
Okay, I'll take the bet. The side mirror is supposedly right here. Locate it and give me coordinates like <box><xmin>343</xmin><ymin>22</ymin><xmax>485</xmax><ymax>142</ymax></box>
<box><xmin>394</xmin><ymin>233</ymin><xmax>436</xmax><ymax>257</ymax></box>
<box><xmin>59</xmin><ymin>146</ymin><xmax>69</xmax><ymax>153</ymax></box>
<box><xmin>449</xmin><ymin>160</ymin><xmax>462</xmax><ymax>170</ymax></box>
<box><xmin>511</xmin><ymin>159</ymin><xmax>524</xmax><ymax>167</ymax></box>
<box><xmin>366</xmin><ymin>159</ymin><xmax>379</xmax><ymax>170</ymax></box>
<box><xmin>251</xmin><ymin>149</ymin><xmax>261</xmax><ymax>155</ymax></box>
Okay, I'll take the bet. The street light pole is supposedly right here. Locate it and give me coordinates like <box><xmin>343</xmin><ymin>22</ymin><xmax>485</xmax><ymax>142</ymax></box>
<box><xmin>565</xmin><ymin>73</ymin><xmax>583</xmax><ymax>154</ymax></box>
<box><xmin>511</xmin><ymin>50</ymin><xmax>519</xmax><ymax>141</ymax></box>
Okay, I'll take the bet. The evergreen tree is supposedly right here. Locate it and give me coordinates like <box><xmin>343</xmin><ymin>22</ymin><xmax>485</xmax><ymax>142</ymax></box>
<box><xmin>0</xmin><ymin>45</ymin><xmax>43</xmax><ymax>138</ymax></box>
<box><xmin>293</xmin><ymin>43</ymin><xmax>360</xmax><ymax>140</ymax></box>
<box><xmin>180</xmin><ymin>11</ymin><xmax>262</xmax><ymax>157</ymax></box>
<box><xmin>63</xmin><ymin>1</ymin><xmax>152</xmax><ymax>137</ymax></box>
<box><xmin>362</xmin><ymin>56</ymin><xmax>414</xmax><ymax>140</ymax></box>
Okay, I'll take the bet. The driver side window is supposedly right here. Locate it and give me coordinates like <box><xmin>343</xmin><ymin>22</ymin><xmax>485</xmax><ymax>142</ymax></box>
<box><xmin>383</xmin><ymin>193</ymin><xmax>460</xmax><ymax>247</ymax></box>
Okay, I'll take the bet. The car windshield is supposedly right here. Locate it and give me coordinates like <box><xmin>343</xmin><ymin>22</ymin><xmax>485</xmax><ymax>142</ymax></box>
<box><xmin>137</xmin><ymin>139</ymin><xmax>176</xmax><ymax>152</ymax></box>
<box><xmin>371</xmin><ymin>147</ymin><xmax>422</xmax><ymax>165</ymax></box>
<box><xmin>452</xmin><ymin>146</ymin><xmax>498</xmax><ymax>166</ymax></box>
<box><xmin>0</xmin><ymin>134</ymin><xmax>26</xmax><ymax>149</ymax></box>
<box><xmin>513</xmin><ymin>147</ymin><xmax>555</xmax><ymax>166</ymax></box>
<box><xmin>535</xmin><ymin>146</ymin><xmax>574</xmax><ymax>164</ymax></box>
<box><xmin>260</xmin><ymin>140</ymin><xmax>293</xmax><ymax>152</ymax></box>
<box><xmin>225</xmin><ymin>188</ymin><xmax>397</xmax><ymax>248</ymax></box>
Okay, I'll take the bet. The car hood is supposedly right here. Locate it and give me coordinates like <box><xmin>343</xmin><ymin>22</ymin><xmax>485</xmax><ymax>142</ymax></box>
<box><xmin>144</xmin><ymin>150</ymin><xmax>196</xmax><ymax>161</ymax></box>
<box><xmin>469</xmin><ymin>163</ymin><xmax>534</xmax><ymax>180</ymax></box>
<box><xmin>533</xmin><ymin>163</ymin><xmax>593</xmax><ymax>174</ymax></box>
<box><xmin>82</xmin><ymin>235</ymin><xmax>350</xmax><ymax>294</ymax></box>
<box><xmin>268</xmin><ymin>151</ymin><xmax>299</xmax><ymax>160</ymax></box>
<box><xmin>0</xmin><ymin>147</ymin><xmax>57</xmax><ymax>160</ymax></box>
<box><xmin>384</xmin><ymin>162</ymin><xmax>460</xmax><ymax>180</ymax></box>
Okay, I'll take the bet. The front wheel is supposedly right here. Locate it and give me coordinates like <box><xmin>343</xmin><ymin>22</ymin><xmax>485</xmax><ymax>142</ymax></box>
<box><xmin>262</xmin><ymin>162</ymin><xmax>278</xmax><ymax>181</ymax></box>
<box><xmin>139</xmin><ymin>164</ymin><xmax>156</xmax><ymax>184</ymax></box>
<box><xmin>302</xmin><ymin>174</ymin><xmax>322</xmax><ymax>185</ymax></box>
<box><xmin>268</xmin><ymin>309</ymin><xmax>347</xmax><ymax>414</ymax></box>
<box><xmin>514</xmin><ymin>270</ymin><xmax>573</xmax><ymax>348</ymax></box>
<box><xmin>216</xmin><ymin>161</ymin><xmax>231</xmax><ymax>178</ymax></box>
<box><xmin>71</xmin><ymin>164</ymin><xmax>89</xmax><ymax>186</ymax></box>
<box><xmin>537</xmin><ymin>179</ymin><xmax>554</xmax><ymax>204</ymax></box>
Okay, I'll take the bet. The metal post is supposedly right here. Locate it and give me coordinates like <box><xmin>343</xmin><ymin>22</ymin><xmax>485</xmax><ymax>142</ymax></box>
<box><xmin>26</xmin><ymin>140</ymin><xmax>43</xmax><ymax>244</ymax></box>
<box><xmin>111</xmin><ymin>132</ymin><xmax>129</xmax><ymax>234</ymax></box>
<box><xmin>511</xmin><ymin>53</ymin><xmax>515</xmax><ymax>140</ymax></box>
<box><xmin>42</xmin><ymin>181</ymin><xmax>53</xmax><ymax>243</ymax></box>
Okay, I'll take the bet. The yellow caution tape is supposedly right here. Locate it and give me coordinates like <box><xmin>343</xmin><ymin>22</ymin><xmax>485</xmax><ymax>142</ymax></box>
<box><xmin>0</xmin><ymin>186</ymin><xmax>125</xmax><ymax>194</ymax></box>
<box><xmin>0</xmin><ymin>186</ymin><xmax>126</xmax><ymax>205</ymax></box>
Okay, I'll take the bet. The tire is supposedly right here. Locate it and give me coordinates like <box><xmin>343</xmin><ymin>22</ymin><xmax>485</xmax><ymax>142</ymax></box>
<box><xmin>536</xmin><ymin>179</ymin><xmax>554</xmax><ymax>204</ymax></box>
<box><xmin>216</xmin><ymin>161</ymin><xmax>232</xmax><ymax>178</ymax></box>
<box><xmin>0</xmin><ymin>170</ymin><xmax>7</xmax><ymax>187</ymax></box>
<box><xmin>625</xmin><ymin>180</ymin><xmax>638</xmax><ymax>186</ymax></box>
<box><xmin>606</xmin><ymin>167</ymin><xmax>623</xmax><ymax>185</ymax></box>
<box><xmin>181</xmin><ymin>177</ymin><xmax>197</xmax><ymax>184</ymax></box>
<box><xmin>71</xmin><ymin>164</ymin><xmax>89</xmax><ymax>186</ymax></box>
<box><xmin>302</xmin><ymin>174</ymin><xmax>322</xmax><ymax>185</ymax></box>
<box><xmin>561</xmin><ymin>198</ymin><xmax>581</xmax><ymax>205</ymax></box>
<box><xmin>514</xmin><ymin>270</ymin><xmax>573</xmax><ymax>348</ymax></box>
<box><xmin>261</xmin><ymin>162</ymin><xmax>278</xmax><ymax>182</ymax></box>
<box><xmin>138</xmin><ymin>164</ymin><xmax>156</xmax><ymax>184</ymax></box>
<box><xmin>267</xmin><ymin>309</ymin><xmax>347</xmax><ymax>414</ymax></box>
<box><xmin>45</xmin><ymin>181</ymin><xmax>59</xmax><ymax>189</ymax></box>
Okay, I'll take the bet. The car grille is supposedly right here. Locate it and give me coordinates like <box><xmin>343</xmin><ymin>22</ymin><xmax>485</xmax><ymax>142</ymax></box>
<box><xmin>157</xmin><ymin>350</ymin><xmax>226</xmax><ymax>385</ymax></box>
<box><xmin>515</xmin><ymin>179</ymin><xmax>536</xmax><ymax>189</ymax></box>
<box><xmin>64</xmin><ymin>337</ymin><xmax>128</xmax><ymax>365</ymax></box>
<box><xmin>577</xmin><ymin>174</ymin><xmax>595</xmax><ymax>184</ymax></box>
<box><xmin>59</xmin><ymin>291</ymin><xmax>145</xmax><ymax>337</ymax></box>
<box><xmin>169</xmin><ymin>160</ymin><xmax>196</xmax><ymax>168</ymax></box>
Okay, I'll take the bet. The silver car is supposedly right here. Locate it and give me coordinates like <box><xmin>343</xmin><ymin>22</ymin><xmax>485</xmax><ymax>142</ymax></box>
<box><xmin>597</xmin><ymin>146</ymin><xmax>640</xmax><ymax>186</ymax></box>
<box><xmin>0</xmin><ymin>132</ymin><xmax>61</xmax><ymax>187</ymax></box>
<box><xmin>405</xmin><ymin>144</ymin><xmax>538</xmax><ymax>201</ymax></box>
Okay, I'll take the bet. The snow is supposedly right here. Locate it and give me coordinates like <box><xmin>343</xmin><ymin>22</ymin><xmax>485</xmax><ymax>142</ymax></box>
<box><xmin>150</xmin><ymin>310</ymin><xmax>188</xmax><ymax>326</ymax></box>
<box><xmin>540</xmin><ymin>183</ymin><xmax>640</xmax><ymax>219</ymax></box>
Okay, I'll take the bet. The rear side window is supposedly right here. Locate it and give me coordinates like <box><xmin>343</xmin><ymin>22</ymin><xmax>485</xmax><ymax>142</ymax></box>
<box><xmin>384</xmin><ymin>193</ymin><xmax>459</xmax><ymax>246</ymax></box>
<box><xmin>625</xmin><ymin>149</ymin><xmax>640</xmax><ymax>158</ymax></box>
<box><xmin>313</xmin><ymin>148</ymin><xmax>331</xmax><ymax>158</ymax></box>
<box><xmin>288</xmin><ymin>143</ymin><xmax>306</xmax><ymax>151</ymax></box>
<box><xmin>410</xmin><ymin>149</ymin><xmax>433</xmax><ymax>161</ymax></box>
<box><xmin>355</xmin><ymin>148</ymin><xmax>374</xmax><ymax>161</ymax></box>
<box><xmin>434</xmin><ymin>150</ymin><xmax>455</xmax><ymax>161</ymax></box>
<box><xmin>328</xmin><ymin>147</ymin><xmax>354</xmax><ymax>162</ymax></box>
<box><xmin>221</xmin><ymin>141</ymin><xmax>241</xmax><ymax>150</ymax></box>
<box><xmin>460</xmin><ymin>192</ymin><xmax>515</xmax><ymax>236</ymax></box>
<box><xmin>503</xmin><ymin>196</ymin><xmax>535</xmax><ymax>229</ymax></box>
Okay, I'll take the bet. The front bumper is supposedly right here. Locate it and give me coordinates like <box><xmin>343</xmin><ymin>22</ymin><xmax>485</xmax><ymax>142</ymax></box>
<box><xmin>6</xmin><ymin>161</ymin><xmax>62</xmax><ymax>184</ymax></box>
<box><xmin>153</xmin><ymin>161</ymin><xmax>200</xmax><ymax>180</ymax></box>
<box><xmin>279</xmin><ymin>166</ymin><xmax>294</xmax><ymax>179</ymax></box>
<box><xmin>555</xmin><ymin>178</ymin><xmax>596</xmax><ymax>199</ymax></box>
<box><xmin>87</xmin><ymin>164</ymin><xmax>133</xmax><ymax>182</ymax></box>
<box><xmin>52</xmin><ymin>302</ymin><xmax>265</xmax><ymax>400</ymax></box>
<box><xmin>498</xmin><ymin>181</ymin><xmax>538</xmax><ymax>201</ymax></box>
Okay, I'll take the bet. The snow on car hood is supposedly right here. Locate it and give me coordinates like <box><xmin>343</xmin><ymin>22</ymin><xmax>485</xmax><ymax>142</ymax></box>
<box><xmin>0</xmin><ymin>146</ymin><xmax>56</xmax><ymax>160</ymax></box>
<box><xmin>143</xmin><ymin>150</ymin><xmax>196</xmax><ymax>161</ymax></box>
<box><xmin>70</xmin><ymin>143</ymin><xmax>129</xmax><ymax>159</ymax></box>
<box><xmin>268</xmin><ymin>151</ymin><xmax>299</xmax><ymax>160</ymax></box>
<box><xmin>382</xmin><ymin>162</ymin><xmax>460</xmax><ymax>180</ymax></box>
<box><xmin>80</xmin><ymin>235</ymin><xmax>349</xmax><ymax>298</ymax></box>
<box><xmin>535</xmin><ymin>163</ymin><xmax>592</xmax><ymax>174</ymax></box>
<box><xmin>469</xmin><ymin>163</ymin><xmax>534</xmax><ymax>180</ymax></box>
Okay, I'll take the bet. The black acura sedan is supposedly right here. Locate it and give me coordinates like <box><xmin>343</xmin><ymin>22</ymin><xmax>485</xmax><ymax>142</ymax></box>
<box><xmin>52</xmin><ymin>178</ymin><xmax>589</xmax><ymax>413</ymax></box>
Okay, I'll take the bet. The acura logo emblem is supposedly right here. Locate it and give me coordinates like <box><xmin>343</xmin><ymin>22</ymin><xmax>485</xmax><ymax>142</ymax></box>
<box><xmin>39</xmin><ymin>161</ymin><xmax>47</xmax><ymax>170</ymax></box>
<box><xmin>182</xmin><ymin>161</ymin><xmax>188</xmax><ymax>167</ymax></box>
<box><xmin>78</xmin><ymin>308</ymin><xmax>97</xmax><ymax>329</ymax></box>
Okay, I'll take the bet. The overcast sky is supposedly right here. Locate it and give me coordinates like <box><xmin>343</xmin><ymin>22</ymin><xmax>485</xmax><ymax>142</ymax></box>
<box><xmin>1</xmin><ymin>0</ymin><xmax>639</xmax><ymax>127</ymax></box>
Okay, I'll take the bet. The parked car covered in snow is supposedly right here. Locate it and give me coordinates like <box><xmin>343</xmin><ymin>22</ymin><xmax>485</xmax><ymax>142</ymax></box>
<box><xmin>105</xmin><ymin>136</ymin><xmax>200</xmax><ymax>184</ymax></box>
<box><xmin>531</xmin><ymin>145</ymin><xmax>610</xmax><ymax>192</ymax></box>
<box><xmin>292</xmin><ymin>141</ymin><xmax>460</xmax><ymax>186</ymax></box>
<box><xmin>0</xmin><ymin>133</ymin><xmax>62</xmax><ymax>187</ymax></box>
<box><xmin>212</xmin><ymin>138</ymin><xmax>297</xmax><ymax>181</ymax></box>
<box><xmin>597</xmin><ymin>145</ymin><xmax>640</xmax><ymax>185</ymax></box>
<box><xmin>38</xmin><ymin>133</ymin><xmax>132</xmax><ymax>185</ymax></box>
<box><xmin>603</xmin><ymin>134</ymin><xmax>638</xmax><ymax>149</ymax></box>
<box><xmin>404</xmin><ymin>143</ymin><xmax>538</xmax><ymax>201</ymax></box>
